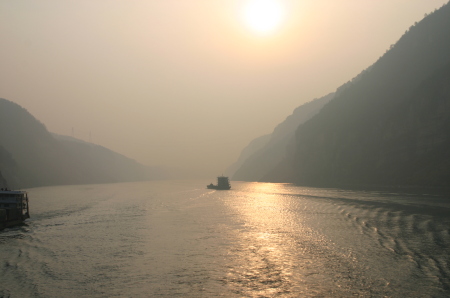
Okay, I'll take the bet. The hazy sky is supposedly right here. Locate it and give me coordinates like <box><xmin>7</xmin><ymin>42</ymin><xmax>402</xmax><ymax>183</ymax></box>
<box><xmin>1</xmin><ymin>0</ymin><xmax>447</xmax><ymax>178</ymax></box>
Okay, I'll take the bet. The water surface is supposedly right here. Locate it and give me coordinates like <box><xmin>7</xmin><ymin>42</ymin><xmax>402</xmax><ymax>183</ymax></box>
<box><xmin>1</xmin><ymin>181</ymin><xmax>449</xmax><ymax>297</ymax></box>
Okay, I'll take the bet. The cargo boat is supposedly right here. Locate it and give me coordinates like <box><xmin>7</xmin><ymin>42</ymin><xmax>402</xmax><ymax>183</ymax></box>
<box><xmin>0</xmin><ymin>189</ymin><xmax>30</xmax><ymax>230</ymax></box>
<box><xmin>207</xmin><ymin>176</ymin><xmax>231</xmax><ymax>190</ymax></box>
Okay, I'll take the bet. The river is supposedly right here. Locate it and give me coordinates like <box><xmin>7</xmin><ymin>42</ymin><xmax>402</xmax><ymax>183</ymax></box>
<box><xmin>1</xmin><ymin>180</ymin><xmax>449</xmax><ymax>297</ymax></box>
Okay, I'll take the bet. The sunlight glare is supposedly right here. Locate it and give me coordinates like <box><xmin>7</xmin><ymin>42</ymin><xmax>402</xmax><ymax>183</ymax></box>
<box><xmin>242</xmin><ymin>0</ymin><xmax>286</xmax><ymax>35</ymax></box>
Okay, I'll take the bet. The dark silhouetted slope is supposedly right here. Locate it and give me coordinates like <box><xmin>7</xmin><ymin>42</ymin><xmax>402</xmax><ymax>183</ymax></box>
<box><xmin>0</xmin><ymin>145</ymin><xmax>19</xmax><ymax>188</ymax></box>
<box><xmin>232</xmin><ymin>93</ymin><xmax>334</xmax><ymax>181</ymax></box>
<box><xmin>225</xmin><ymin>134</ymin><xmax>271</xmax><ymax>178</ymax></box>
<box><xmin>0</xmin><ymin>172</ymin><xmax>6</xmax><ymax>188</ymax></box>
<box><xmin>0</xmin><ymin>98</ymin><xmax>158</xmax><ymax>188</ymax></box>
<box><xmin>366</xmin><ymin>63</ymin><xmax>450</xmax><ymax>186</ymax></box>
<box><xmin>264</xmin><ymin>3</ymin><xmax>450</xmax><ymax>187</ymax></box>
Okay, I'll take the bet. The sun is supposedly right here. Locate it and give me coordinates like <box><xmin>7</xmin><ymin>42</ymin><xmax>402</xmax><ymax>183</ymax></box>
<box><xmin>242</xmin><ymin>0</ymin><xmax>285</xmax><ymax>35</ymax></box>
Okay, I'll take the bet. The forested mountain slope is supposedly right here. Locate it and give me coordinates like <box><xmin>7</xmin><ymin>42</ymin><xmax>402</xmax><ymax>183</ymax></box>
<box><xmin>231</xmin><ymin>93</ymin><xmax>334</xmax><ymax>181</ymax></box>
<box><xmin>225</xmin><ymin>134</ymin><xmax>271</xmax><ymax>178</ymax></box>
<box><xmin>0</xmin><ymin>98</ymin><xmax>157</xmax><ymax>188</ymax></box>
<box><xmin>264</xmin><ymin>3</ymin><xmax>450</xmax><ymax>187</ymax></box>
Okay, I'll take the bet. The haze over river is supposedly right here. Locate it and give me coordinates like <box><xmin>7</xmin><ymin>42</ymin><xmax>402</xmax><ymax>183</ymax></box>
<box><xmin>1</xmin><ymin>181</ymin><xmax>449</xmax><ymax>297</ymax></box>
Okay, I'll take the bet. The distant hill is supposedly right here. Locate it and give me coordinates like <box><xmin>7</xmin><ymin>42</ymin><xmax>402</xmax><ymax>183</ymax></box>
<box><xmin>230</xmin><ymin>93</ymin><xmax>334</xmax><ymax>181</ymax></box>
<box><xmin>0</xmin><ymin>171</ymin><xmax>7</xmax><ymax>188</ymax></box>
<box><xmin>0</xmin><ymin>144</ymin><xmax>19</xmax><ymax>188</ymax></box>
<box><xmin>0</xmin><ymin>98</ymin><xmax>162</xmax><ymax>188</ymax></box>
<box><xmin>225</xmin><ymin>134</ymin><xmax>271</xmax><ymax>177</ymax></box>
<box><xmin>263</xmin><ymin>3</ymin><xmax>450</xmax><ymax>188</ymax></box>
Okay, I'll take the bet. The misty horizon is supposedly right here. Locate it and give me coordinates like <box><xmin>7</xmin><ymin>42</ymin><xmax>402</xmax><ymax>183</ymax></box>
<box><xmin>1</xmin><ymin>0</ymin><xmax>448</xmax><ymax>178</ymax></box>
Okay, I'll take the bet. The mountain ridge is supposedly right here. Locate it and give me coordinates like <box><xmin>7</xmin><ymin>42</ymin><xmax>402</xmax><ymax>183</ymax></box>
<box><xmin>0</xmin><ymin>98</ymin><xmax>161</xmax><ymax>188</ymax></box>
<box><xmin>231</xmin><ymin>93</ymin><xmax>334</xmax><ymax>181</ymax></box>
<box><xmin>262</xmin><ymin>3</ymin><xmax>450</xmax><ymax>188</ymax></box>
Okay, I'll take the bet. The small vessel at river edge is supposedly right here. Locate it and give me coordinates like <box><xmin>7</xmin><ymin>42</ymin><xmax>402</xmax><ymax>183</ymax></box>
<box><xmin>207</xmin><ymin>176</ymin><xmax>231</xmax><ymax>190</ymax></box>
<box><xmin>0</xmin><ymin>189</ymin><xmax>30</xmax><ymax>230</ymax></box>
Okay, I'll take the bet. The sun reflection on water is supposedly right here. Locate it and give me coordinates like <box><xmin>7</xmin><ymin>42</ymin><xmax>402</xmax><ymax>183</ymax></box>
<box><xmin>223</xmin><ymin>182</ymin><xmax>308</xmax><ymax>296</ymax></box>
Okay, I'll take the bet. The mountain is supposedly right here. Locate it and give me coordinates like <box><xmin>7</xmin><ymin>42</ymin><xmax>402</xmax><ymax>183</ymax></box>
<box><xmin>263</xmin><ymin>3</ymin><xmax>450</xmax><ymax>188</ymax></box>
<box><xmin>231</xmin><ymin>93</ymin><xmax>334</xmax><ymax>181</ymax></box>
<box><xmin>0</xmin><ymin>144</ymin><xmax>19</xmax><ymax>188</ymax></box>
<box><xmin>0</xmin><ymin>170</ymin><xmax>7</xmax><ymax>188</ymax></box>
<box><xmin>0</xmin><ymin>98</ymin><xmax>159</xmax><ymax>188</ymax></box>
<box><xmin>225</xmin><ymin>134</ymin><xmax>271</xmax><ymax>177</ymax></box>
